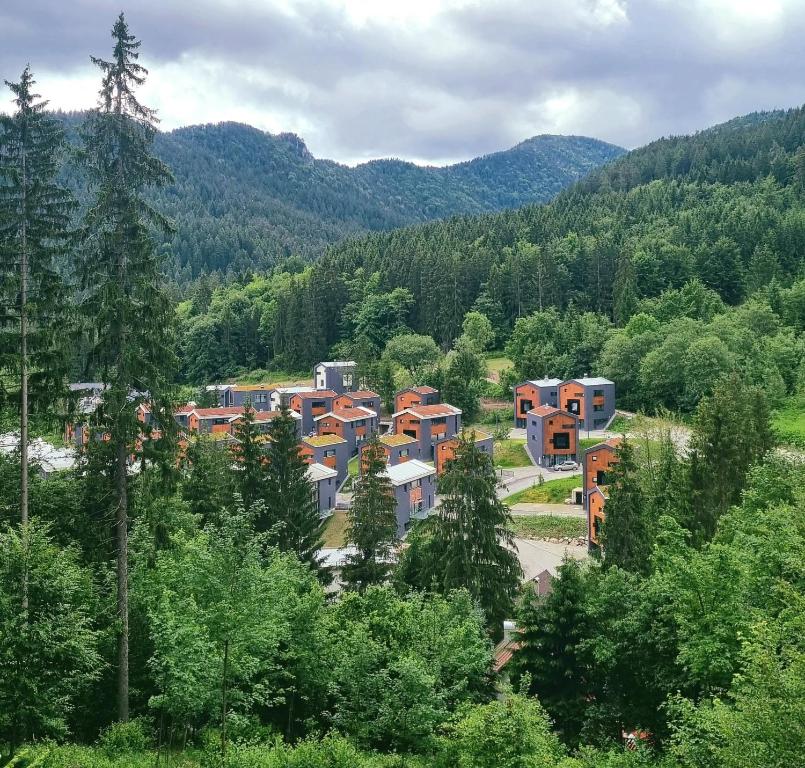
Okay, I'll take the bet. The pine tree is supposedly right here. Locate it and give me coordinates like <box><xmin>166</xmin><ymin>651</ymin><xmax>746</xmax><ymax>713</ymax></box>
<box><xmin>511</xmin><ymin>559</ymin><xmax>591</xmax><ymax>746</ymax></box>
<box><xmin>0</xmin><ymin>68</ymin><xmax>74</xmax><ymax>530</ymax></box>
<box><xmin>262</xmin><ymin>406</ymin><xmax>325</xmax><ymax>574</ymax></box>
<box><xmin>77</xmin><ymin>14</ymin><xmax>177</xmax><ymax>721</ymax></box>
<box><xmin>426</xmin><ymin>433</ymin><xmax>521</xmax><ymax>632</ymax></box>
<box><xmin>232</xmin><ymin>403</ymin><xmax>265</xmax><ymax>511</ymax></box>
<box><xmin>341</xmin><ymin>438</ymin><xmax>398</xmax><ymax>592</ymax></box>
<box><xmin>600</xmin><ymin>439</ymin><xmax>654</xmax><ymax>574</ymax></box>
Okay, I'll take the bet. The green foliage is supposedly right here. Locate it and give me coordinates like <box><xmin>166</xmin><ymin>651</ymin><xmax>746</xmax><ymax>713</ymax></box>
<box><xmin>401</xmin><ymin>435</ymin><xmax>521</xmax><ymax>631</ymax></box>
<box><xmin>510</xmin><ymin>515</ymin><xmax>587</xmax><ymax>540</ymax></box>
<box><xmin>460</xmin><ymin>311</ymin><xmax>495</xmax><ymax>352</ymax></box>
<box><xmin>504</xmin><ymin>475</ymin><xmax>581</xmax><ymax>505</ymax></box>
<box><xmin>98</xmin><ymin>718</ymin><xmax>151</xmax><ymax>757</ymax></box>
<box><xmin>0</xmin><ymin>521</ymin><xmax>103</xmax><ymax>750</ymax></box>
<box><xmin>342</xmin><ymin>438</ymin><xmax>398</xmax><ymax>592</ymax></box>
<box><xmin>382</xmin><ymin>333</ymin><xmax>442</xmax><ymax>380</ymax></box>
<box><xmin>442</xmin><ymin>340</ymin><xmax>486</xmax><ymax>422</ymax></box>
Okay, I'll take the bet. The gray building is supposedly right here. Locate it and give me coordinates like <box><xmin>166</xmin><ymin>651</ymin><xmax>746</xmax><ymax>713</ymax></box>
<box><xmin>384</xmin><ymin>459</ymin><xmax>437</xmax><ymax>535</ymax></box>
<box><xmin>315</xmin><ymin>406</ymin><xmax>379</xmax><ymax>456</ymax></box>
<box><xmin>558</xmin><ymin>377</ymin><xmax>616</xmax><ymax>430</ymax></box>
<box><xmin>313</xmin><ymin>361</ymin><xmax>357</xmax><ymax>395</ymax></box>
<box><xmin>392</xmin><ymin>403</ymin><xmax>462</xmax><ymax>461</ymax></box>
<box><xmin>307</xmin><ymin>462</ymin><xmax>338</xmax><ymax>518</ymax></box>
<box><xmin>302</xmin><ymin>434</ymin><xmax>350</xmax><ymax>485</ymax></box>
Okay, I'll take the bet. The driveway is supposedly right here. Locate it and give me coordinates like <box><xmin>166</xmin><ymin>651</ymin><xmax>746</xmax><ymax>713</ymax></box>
<box><xmin>513</xmin><ymin>536</ymin><xmax>587</xmax><ymax>581</ymax></box>
<box><xmin>497</xmin><ymin>465</ymin><xmax>582</xmax><ymax>499</ymax></box>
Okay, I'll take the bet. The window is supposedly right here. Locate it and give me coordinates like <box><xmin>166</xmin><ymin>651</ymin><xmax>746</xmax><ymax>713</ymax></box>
<box><xmin>312</xmin><ymin>400</ymin><xmax>325</xmax><ymax>409</ymax></box>
<box><xmin>596</xmin><ymin>470</ymin><xmax>610</xmax><ymax>485</ymax></box>
<box><xmin>411</xmin><ymin>478</ymin><xmax>421</xmax><ymax>488</ymax></box>
<box><xmin>400</xmin><ymin>449</ymin><xmax>409</xmax><ymax>457</ymax></box>
<box><xmin>324</xmin><ymin>449</ymin><xmax>336</xmax><ymax>458</ymax></box>
<box><xmin>257</xmin><ymin>393</ymin><xmax>268</xmax><ymax>403</ymax></box>
<box><xmin>519</xmin><ymin>399</ymin><xmax>533</xmax><ymax>414</ymax></box>
<box><xmin>343</xmin><ymin>373</ymin><xmax>353</xmax><ymax>387</ymax></box>
<box><xmin>553</xmin><ymin>432</ymin><xmax>570</xmax><ymax>450</ymax></box>
<box><xmin>593</xmin><ymin>389</ymin><xmax>604</xmax><ymax>397</ymax></box>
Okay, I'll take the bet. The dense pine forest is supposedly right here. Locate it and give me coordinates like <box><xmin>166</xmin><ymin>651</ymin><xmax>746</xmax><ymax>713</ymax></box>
<box><xmin>1</xmin><ymin>11</ymin><xmax>804</xmax><ymax>768</ymax></box>
<box><xmin>55</xmin><ymin>113</ymin><xmax>623</xmax><ymax>282</ymax></box>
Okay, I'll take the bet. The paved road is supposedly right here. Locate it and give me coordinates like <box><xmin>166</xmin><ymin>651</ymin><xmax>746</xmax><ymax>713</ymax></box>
<box><xmin>513</xmin><ymin>536</ymin><xmax>587</xmax><ymax>580</ymax></box>
<box><xmin>509</xmin><ymin>503</ymin><xmax>584</xmax><ymax>517</ymax></box>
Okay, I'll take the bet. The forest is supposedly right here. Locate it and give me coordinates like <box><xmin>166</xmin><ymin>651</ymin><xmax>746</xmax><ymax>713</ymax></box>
<box><xmin>0</xmin><ymin>12</ymin><xmax>804</xmax><ymax>768</ymax></box>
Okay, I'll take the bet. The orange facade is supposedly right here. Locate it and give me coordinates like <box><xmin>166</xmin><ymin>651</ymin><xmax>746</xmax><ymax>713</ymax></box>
<box><xmin>393</xmin><ymin>412</ymin><xmax>421</xmax><ymax>442</ymax></box>
<box><xmin>559</xmin><ymin>382</ymin><xmax>585</xmax><ymax>421</ymax></box>
<box><xmin>589</xmin><ymin>489</ymin><xmax>607</xmax><ymax>545</ymax></box>
<box><xmin>317</xmin><ymin>417</ymin><xmax>346</xmax><ymax>439</ymax></box>
<box><xmin>395</xmin><ymin>391</ymin><xmax>423</xmax><ymax>412</ymax></box>
<box><xmin>435</xmin><ymin>438</ymin><xmax>458</xmax><ymax>474</ymax></box>
<box><xmin>541</xmin><ymin>414</ymin><xmax>578</xmax><ymax>457</ymax></box>
<box><xmin>584</xmin><ymin>443</ymin><xmax>619</xmax><ymax>495</ymax></box>
<box><xmin>515</xmin><ymin>382</ymin><xmax>540</xmax><ymax>421</ymax></box>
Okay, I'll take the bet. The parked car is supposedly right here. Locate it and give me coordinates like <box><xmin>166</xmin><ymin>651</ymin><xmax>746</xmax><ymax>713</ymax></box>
<box><xmin>556</xmin><ymin>460</ymin><xmax>579</xmax><ymax>471</ymax></box>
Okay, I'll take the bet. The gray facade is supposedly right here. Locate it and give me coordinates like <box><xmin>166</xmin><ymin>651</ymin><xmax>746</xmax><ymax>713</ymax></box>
<box><xmin>393</xmin><ymin>405</ymin><xmax>462</xmax><ymax>461</ymax></box>
<box><xmin>313</xmin><ymin>361</ymin><xmax>357</xmax><ymax>395</ymax></box>
<box><xmin>302</xmin><ymin>435</ymin><xmax>349</xmax><ymax>485</ymax></box>
<box><xmin>315</xmin><ymin>407</ymin><xmax>379</xmax><ymax>456</ymax></box>
<box><xmin>514</xmin><ymin>378</ymin><xmax>562</xmax><ymax>428</ymax></box>
<box><xmin>526</xmin><ymin>406</ymin><xmax>580</xmax><ymax>467</ymax></box>
<box><xmin>385</xmin><ymin>460</ymin><xmax>437</xmax><ymax>536</ymax></box>
<box><xmin>307</xmin><ymin>463</ymin><xmax>338</xmax><ymax>517</ymax></box>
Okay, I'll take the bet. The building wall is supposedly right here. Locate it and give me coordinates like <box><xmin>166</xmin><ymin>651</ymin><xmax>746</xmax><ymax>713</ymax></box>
<box><xmin>514</xmin><ymin>383</ymin><xmax>559</xmax><ymax>427</ymax></box>
<box><xmin>527</xmin><ymin>412</ymin><xmax>579</xmax><ymax>466</ymax></box>
<box><xmin>232</xmin><ymin>389</ymin><xmax>272</xmax><ymax>411</ymax></box>
<box><xmin>291</xmin><ymin>393</ymin><xmax>336</xmax><ymax>435</ymax></box>
<box><xmin>559</xmin><ymin>382</ymin><xmax>585</xmax><ymax>426</ymax></box>
<box><xmin>394</xmin><ymin>389</ymin><xmax>439</xmax><ymax>412</ymax></box>
<box><xmin>583</xmin><ymin>382</ymin><xmax>616</xmax><ymax>430</ymax></box>
<box><xmin>302</xmin><ymin>440</ymin><xmax>349</xmax><ymax>485</ymax></box>
<box><xmin>588</xmin><ymin>490</ymin><xmax>606</xmax><ymax>546</ymax></box>
<box><xmin>314</xmin><ymin>364</ymin><xmax>356</xmax><ymax>395</ymax></box>
<box><xmin>334</xmin><ymin>393</ymin><xmax>381</xmax><ymax>414</ymax></box>
<box><xmin>391</xmin><ymin>472</ymin><xmax>436</xmax><ymax>535</ymax></box>
<box><xmin>583</xmin><ymin>444</ymin><xmax>618</xmax><ymax>503</ymax></box>
<box><xmin>360</xmin><ymin>440</ymin><xmax>414</xmax><ymax>473</ymax></box>
<box><xmin>313</xmin><ymin>476</ymin><xmax>337</xmax><ymax>517</ymax></box>
<box><xmin>434</xmin><ymin>434</ymin><xmax>493</xmax><ymax>474</ymax></box>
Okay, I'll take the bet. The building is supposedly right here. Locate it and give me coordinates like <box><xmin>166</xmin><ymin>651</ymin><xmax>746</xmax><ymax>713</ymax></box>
<box><xmin>315</xmin><ymin>406</ymin><xmax>378</xmax><ymax>455</ymax></box>
<box><xmin>313</xmin><ymin>361</ymin><xmax>356</xmax><ymax>394</ymax></box>
<box><xmin>434</xmin><ymin>429</ymin><xmax>494</xmax><ymax>475</ymax></box>
<box><xmin>334</xmin><ymin>389</ymin><xmax>382</xmax><ymax>415</ymax></box>
<box><xmin>394</xmin><ymin>385</ymin><xmax>440</xmax><ymax>413</ymax></box>
<box><xmin>384</xmin><ymin>459</ymin><xmax>437</xmax><ymax>535</ymax></box>
<box><xmin>289</xmin><ymin>389</ymin><xmax>338</xmax><ymax>435</ymax></box>
<box><xmin>392</xmin><ymin>403</ymin><xmax>462</xmax><ymax>460</ymax></box>
<box><xmin>526</xmin><ymin>405</ymin><xmax>579</xmax><ymax>467</ymax></box>
<box><xmin>175</xmin><ymin>405</ymin><xmax>301</xmax><ymax>438</ymax></box>
<box><xmin>558</xmin><ymin>377</ymin><xmax>616</xmax><ymax>430</ymax></box>
<box><xmin>513</xmin><ymin>378</ymin><xmax>562</xmax><ymax>428</ymax></box>
<box><xmin>583</xmin><ymin>437</ymin><xmax>621</xmax><ymax>549</ymax></box>
<box><xmin>359</xmin><ymin>433</ymin><xmax>418</xmax><ymax>473</ymax></box>
<box><xmin>229</xmin><ymin>384</ymin><xmax>275</xmax><ymax>411</ymax></box>
<box><xmin>268</xmin><ymin>385</ymin><xmax>315</xmax><ymax>411</ymax></box>
<box><xmin>307</xmin><ymin>462</ymin><xmax>338</xmax><ymax>518</ymax></box>
<box><xmin>301</xmin><ymin>434</ymin><xmax>349</xmax><ymax>485</ymax></box>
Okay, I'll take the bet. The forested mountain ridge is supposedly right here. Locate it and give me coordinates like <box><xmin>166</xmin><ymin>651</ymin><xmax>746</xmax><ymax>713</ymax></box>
<box><xmin>178</xmin><ymin>104</ymin><xmax>805</xmax><ymax>383</ymax></box>
<box><xmin>53</xmin><ymin>114</ymin><xmax>621</xmax><ymax>281</ymax></box>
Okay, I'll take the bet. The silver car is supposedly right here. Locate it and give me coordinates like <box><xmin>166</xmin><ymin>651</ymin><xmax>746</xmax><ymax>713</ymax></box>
<box><xmin>557</xmin><ymin>460</ymin><xmax>579</xmax><ymax>471</ymax></box>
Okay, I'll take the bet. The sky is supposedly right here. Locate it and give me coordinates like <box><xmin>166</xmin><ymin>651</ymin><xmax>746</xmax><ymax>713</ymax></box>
<box><xmin>1</xmin><ymin>0</ymin><xmax>804</xmax><ymax>166</ymax></box>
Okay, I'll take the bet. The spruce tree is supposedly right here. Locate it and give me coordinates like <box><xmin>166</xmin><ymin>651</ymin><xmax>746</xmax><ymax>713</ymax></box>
<box><xmin>78</xmin><ymin>14</ymin><xmax>177</xmax><ymax>721</ymax></box>
<box><xmin>342</xmin><ymin>437</ymin><xmax>398</xmax><ymax>591</ymax></box>
<box><xmin>511</xmin><ymin>559</ymin><xmax>591</xmax><ymax>746</ymax></box>
<box><xmin>232</xmin><ymin>403</ymin><xmax>265</xmax><ymax>511</ymax></box>
<box><xmin>426</xmin><ymin>433</ymin><xmax>521</xmax><ymax>632</ymax></box>
<box><xmin>600</xmin><ymin>439</ymin><xmax>654</xmax><ymax>574</ymax></box>
<box><xmin>0</xmin><ymin>68</ymin><xmax>74</xmax><ymax>529</ymax></box>
<box><xmin>262</xmin><ymin>406</ymin><xmax>325</xmax><ymax>573</ymax></box>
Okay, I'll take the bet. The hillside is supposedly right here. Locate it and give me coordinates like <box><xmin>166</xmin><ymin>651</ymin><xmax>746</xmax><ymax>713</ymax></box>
<box><xmin>140</xmin><ymin>123</ymin><xmax>623</xmax><ymax>281</ymax></box>
<box><xmin>176</xmin><ymin>105</ymin><xmax>805</xmax><ymax>379</ymax></box>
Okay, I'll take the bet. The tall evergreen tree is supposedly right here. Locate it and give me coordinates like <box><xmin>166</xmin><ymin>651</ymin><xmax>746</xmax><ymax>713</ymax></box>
<box><xmin>601</xmin><ymin>439</ymin><xmax>654</xmax><ymax>575</ymax></box>
<box><xmin>341</xmin><ymin>438</ymin><xmax>398</xmax><ymax>592</ymax></box>
<box><xmin>424</xmin><ymin>433</ymin><xmax>521</xmax><ymax>631</ymax></box>
<box><xmin>0</xmin><ymin>68</ymin><xmax>74</xmax><ymax>530</ymax></box>
<box><xmin>77</xmin><ymin>14</ymin><xmax>177</xmax><ymax>721</ymax></box>
<box><xmin>511</xmin><ymin>559</ymin><xmax>591</xmax><ymax>747</ymax></box>
<box><xmin>262</xmin><ymin>406</ymin><xmax>325</xmax><ymax>574</ymax></box>
<box><xmin>685</xmin><ymin>373</ymin><xmax>774</xmax><ymax>544</ymax></box>
<box><xmin>232</xmin><ymin>403</ymin><xmax>265</xmax><ymax>511</ymax></box>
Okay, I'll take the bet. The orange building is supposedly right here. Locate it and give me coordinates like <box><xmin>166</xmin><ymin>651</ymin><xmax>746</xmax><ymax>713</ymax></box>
<box><xmin>525</xmin><ymin>405</ymin><xmax>579</xmax><ymax>467</ymax></box>
<box><xmin>434</xmin><ymin>429</ymin><xmax>493</xmax><ymax>474</ymax></box>
<box><xmin>392</xmin><ymin>403</ymin><xmax>462</xmax><ymax>460</ymax></box>
<box><xmin>513</xmin><ymin>378</ymin><xmax>561</xmax><ymax>428</ymax></box>
<box><xmin>583</xmin><ymin>437</ymin><xmax>621</xmax><ymax>548</ymax></box>
<box><xmin>360</xmin><ymin>433</ymin><xmax>417</xmax><ymax>473</ymax></box>
<box><xmin>394</xmin><ymin>386</ymin><xmax>440</xmax><ymax>413</ymax></box>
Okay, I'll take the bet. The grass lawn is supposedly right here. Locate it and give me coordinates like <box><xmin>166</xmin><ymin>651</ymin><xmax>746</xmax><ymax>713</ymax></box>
<box><xmin>510</xmin><ymin>515</ymin><xmax>587</xmax><ymax>539</ymax></box>
<box><xmin>485</xmin><ymin>353</ymin><xmax>513</xmax><ymax>381</ymax></box>
<box><xmin>580</xmin><ymin>436</ymin><xmax>605</xmax><ymax>451</ymax></box>
<box><xmin>348</xmin><ymin>455</ymin><xmax>359</xmax><ymax>477</ymax></box>
<box><xmin>494</xmin><ymin>439</ymin><xmax>531</xmax><ymax>468</ymax></box>
<box><xmin>322</xmin><ymin>511</ymin><xmax>349</xmax><ymax>548</ymax></box>
<box><xmin>505</xmin><ymin>475</ymin><xmax>580</xmax><ymax>504</ymax></box>
<box><xmin>773</xmin><ymin>393</ymin><xmax>805</xmax><ymax>448</ymax></box>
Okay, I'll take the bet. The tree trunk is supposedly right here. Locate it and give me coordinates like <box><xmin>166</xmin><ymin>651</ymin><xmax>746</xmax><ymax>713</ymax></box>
<box><xmin>20</xmin><ymin>143</ymin><xmax>29</xmax><ymax>612</ymax></box>
<box><xmin>116</xmin><ymin>441</ymin><xmax>129</xmax><ymax>722</ymax></box>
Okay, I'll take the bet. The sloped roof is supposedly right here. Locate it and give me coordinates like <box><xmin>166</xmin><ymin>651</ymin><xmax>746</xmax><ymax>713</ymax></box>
<box><xmin>527</xmin><ymin>404</ymin><xmax>577</xmax><ymax>419</ymax></box>
<box><xmin>396</xmin><ymin>403</ymin><xmax>461</xmax><ymax>419</ymax></box>
<box><xmin>294</xmin><ymin>389</ymin><xmax>337</xmax><ymax>399</ymax></box>
<box><xmin>315</xmin><ymin>361</ymin><xmax>356</xmax><ymax>368</ymax></box>
<box><xmin>315</xmin><ymin>406</ymin><xmax>377</xmax><ymax>423</ymax></box>
<box><xmin>341</xmin><ymin>389</ymin><xmax>380</xmax><ymax>400</ymax></box>
<box><xmin>306</xmin><ymin>462</ymin><xmax>338</xmax><ymax>483</ymax></box>
<box><xmin>384</xmin><ymin>459</ymin><xmax>436</xmax><ymax>485</ymax></box>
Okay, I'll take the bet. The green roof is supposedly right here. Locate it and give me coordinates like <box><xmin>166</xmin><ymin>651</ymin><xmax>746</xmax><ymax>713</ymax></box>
<box><xmin>381</xmin><ymin>433</ymin><xmax>417</xmax><ymax>446</ymax></box>
<box><xmin>304</xmin><ymin>434</ymin><xmax>347</xmax><ymax>447</ymax></box>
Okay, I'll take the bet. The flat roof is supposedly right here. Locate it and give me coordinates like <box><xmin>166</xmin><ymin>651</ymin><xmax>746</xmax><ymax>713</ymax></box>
<box><xmin>304</xmin><ymin>434</ymin><xmax>347</xmax><ymax>447</ymax></box>
<box><xmin>315</xmin><ymin>361</ymin><xmax>356</xmax><ymax>368</ymax></box>
<box><xmin>524</xmin><ymin>378</ymin><xmax>562</xmax><ymax>387</ymax></box>
<box><xmin>380</xmin><ymin>433</ymin><xmax>418</xmax><ymax>446</ymax></box>
<box><xmin>384</xmin><ymin>459</ymin><xmax>436</xmax><ymax>485</ymax></box>
<box><xmin>565</xmin><ymin>377</ymin><xmax>614</xmax><ymax>387</ymax></box>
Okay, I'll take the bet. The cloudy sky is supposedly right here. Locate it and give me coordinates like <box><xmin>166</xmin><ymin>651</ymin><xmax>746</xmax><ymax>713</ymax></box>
<box><xmin>1</xmin><ymin>0</ymin><xmax>804</xmax><ymax>165</ymax></box>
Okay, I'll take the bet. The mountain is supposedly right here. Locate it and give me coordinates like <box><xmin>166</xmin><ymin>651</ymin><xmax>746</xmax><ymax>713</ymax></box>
<box><xmin>175</xmin><ymin>105</ymin><xmax>804</xmax><ymax>378</ymax></box>
<box><xmin>144</xmin><ymin>123</ymin><xmax>624</xmax><ymax>281</ymax></box>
